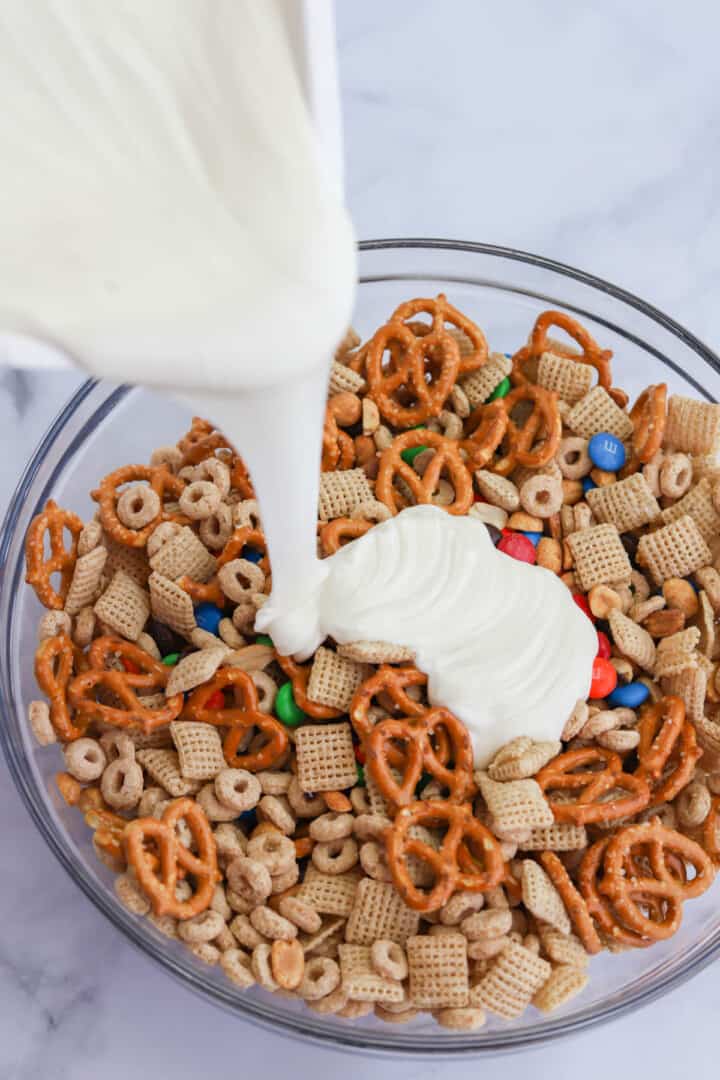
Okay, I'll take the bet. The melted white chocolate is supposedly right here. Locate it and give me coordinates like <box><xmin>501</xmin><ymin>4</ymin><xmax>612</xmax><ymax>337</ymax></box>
<box><xmin>257</xmin><ymin>506</ymin><xmax>597</xmax><ymax>766</ymax></box>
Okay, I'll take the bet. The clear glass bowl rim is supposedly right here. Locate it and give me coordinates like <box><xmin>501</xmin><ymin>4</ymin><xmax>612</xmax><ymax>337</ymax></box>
<box><xmin>2</xmin><ymin>237</ymin><xmax>720</xmax><ymax>1058</ymax></box>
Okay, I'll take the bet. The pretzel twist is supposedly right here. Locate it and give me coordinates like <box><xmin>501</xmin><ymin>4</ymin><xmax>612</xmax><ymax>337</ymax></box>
<box><xmin>125</xmin><ymin>797</ymin><xmax>218</xmax><ymax>918</ymax></box>
<box><xmin>183</xmin><ymin>667</ymin><xmax>288</xmax><ymax>770</ymax></box>
<box><xmin>385</xmin><ymin>799</ymin><xmax>505</xmax><ymax>911</ymax></box>
<box><xmin>35</xmin><ymin>632</ymin><xmax>88</xmax><ymax>741</ymax></box>
<box><xmin>536</xmin><ymin>746</ymin><xmax>650</xmax><ymax>824</ymax></box>
<box><xmin>376</xmin><ymin>429</ymin><xmax>473</xmax><ymax>516</ymax></box>
<box><xmin>25</xmin><ymin>500</ymin><xmax>83</xmax><ymax>609</ymax></box>
<box><xmin>365</xmin><ymin>708</ymin><xmax>476</xmax><ymax>809</ymax></box>
<box><xmin>68</xmin><ymin>636</ymin><xmax>183</xmax><ymax>733</ymax></box>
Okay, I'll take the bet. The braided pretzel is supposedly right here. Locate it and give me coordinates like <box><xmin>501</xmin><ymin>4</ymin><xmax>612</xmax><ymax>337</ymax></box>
<box><xmin>322</xmin><ymin>392</ymin><xmax>361</xmax><ymax>472</ymax></box>
<box><xmin>319</xmin><ymin>518</ymin><xmax>372</xmax><ymax>557</ymax></box>
<box><xmin>183</xmin><ymin>667</ymin><xmax>288</xmax><ymax>770</ymax></box>
<box><xmin>636</xmin><ymin>696</ymin><xmax>701</xmax><ymax>805</ymax></box>
<box><xmin>25</xmin><ymin>500</ymin><xmax>83</xmax><ymax>609</ymax></box>
<box><xmin>539</xmin><ymin>851</ymin><xmax>603</xmax><ymax>954</ymax></box>
<box><xmin>491</xmin><ymin>385</ymin><xmax>562</xmax><ymax>476</ymax></box>
<box><xmin>512</xmin><ymin>310</ymin><xmax>613</xmax><ymax>389</ymax></box>
<box><xmin>628</xmin><ymin>384</ymin><xmax>668</xmax><ymax>468</ymax></box>
<box><xmin>92</xmin><ymin>464</ymin><xmax>185</xmax><ymax>547</ymax></box>
<box><xmin>350</xmin><ymin>665</ymin><xmax>428</xmax><ymax>744</ymax></box>
<box><xmin>578</xmin><ymin>836</ymin><xmax>656</xmax><ymax>948</ymax></box>
<box><xmin>275</xmin><ymin>654</ymin><xmax>343</xmax><ymax>720</ymax></box>
<box><xmin>460</xmin><ymin>401</ymin><xmax>508</xmax><ymax>469</ymax></box>
<box><xmin>68</xmin><ymin>636</ymin><xmax>184</xmax><ymax>733</ymax></box>
<box><xmin>35</xmin><ymin>633</ymin><xmax>88</xmax><ymax>741</ymax></box>
<box><xmin>390</xmin><ymin>294</ymin><xmax>489</xmax><ymax>375</ymax></box>
<box><xmin>385</xmin><ymin>799</ymin><xmax>505</xmax><ymax>911</ymax></box>
<box><xmin>365</xmin><ymin>320</ymin><xmax>461</xmax><ymax>427</ymax></box>
<box><xmin>600</xmin><ymin>822</ymin><xmax>714</xmax><ymax>941</ymax></box>
<box><xmin>365</xmin><ymin>708</ymin><xmax>475</xmax><ymax>808</ymax></box>
<box><xmin>125</xmin><ymin>797</ymin><xmax>218</xmax><ymax>918</ymax></box>
<box><xmin>536</xmin><ymin>746</ymin><xmax>650</xmax><ymax>824</ymax></box>
<box><xmin>376</xmin><ymin>429</ymin><xmax>473</xmax><ymax>516</ymax></box>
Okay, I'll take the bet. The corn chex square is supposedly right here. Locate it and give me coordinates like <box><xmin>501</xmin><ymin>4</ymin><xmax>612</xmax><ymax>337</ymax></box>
<box><xmin>665</xmin><ymin>395</ymin><xmax>720</xmax><ymax>456</ymax></box>
<box><xmin>297</xmin><ymin>868</ymin><xmax>360</xmax><ymax>917</ymax></box>
<box><xmin>470</xmin><ymin>940</ymin><xmax>551</xmax><ymax>1019</ymax></box>
<box><xmin>328</xmin><ymin>360</ymin><xmax>366</xmax><ymax>395</ymax></box>
<box><xmin>136</xmin><ymin>748</ymin><xmax>201</xmax><ymax>797</ymax></box>
<box><xmin>459</xmin><ymin>353</ymin><xmax>512</xmax><ymax>409</ymax></box>
<box><xmin>608</xmin><ymin>610</ymin><xmax>656</xmax><ymax>671</ymax></box>
<box><xmin>537</xmin><ymin>352</ymin><xmax>594</xmax><ymax>404</ymax></box>
<box><xmin>586</xmin><ymin>473</ymin><xmax>660</xmax><ymax>534</ymax></box>
<box><xmin>661</xmin><ymin>665</ymin><xmax>708</xmax><ymax>724</ymax></box>
<box><xmin>148</xmin><ymin>525</ymin><xmax>217</xmax><ymax>582</ymax></box>
<box><xmin>338</xmin><ymin>944</ymin><xmax>404</xmax><ymax>1003</ymax></box>
<box><xmin>521</xmin><ymin>859</ymin><xmax>571</xmax><ymax>934</ymax></box>
<box><xmin>94</xmin><ymin>569</ymin><xmax>150</xmax><ymax>641</ymax></box>
<box><xmin>345</xmin><ymin>878</ymin><xmax>420</xmax><ymax>946</ymax></box>
<box><xmin>654</xmin><ymin>627</ymin><xmax>701</xmax><ymax>678</ymax></box>
<box><xmin>170</xmin><ymin>721</ymin><xmax>226</xmax><ymax>780</ymax></box>
<box><xmin>294</xmin><ymin>722</ymin><xmax>358</xmax><ymax>793</ymax></box>
<box><xmin>306</xmin><ymin>647</ymin><xmax>370</xmax><ymax>712</ymax></box>
<box><xmin>476</xmin><ymin>772</ymin><xmax>554</xmax><ymax>832</ymax></box>
<box><xmin>566</xmin><ymin>387</ymin><xmax>634</xmax><ymax>441</ymax></box>
<box><xmin>65</xmin><ymin>545</ymin><xmax>108</xmax><ymax>616</ymax></box>
<box><xmin>659</xmin><ymin>478</ymin><xmax>720</xmax><ymax>541</ymax></box>
<box><xmin>318</xmin><ymin>469</ymin><xmax>374</xmax><ymax>522</ymax></box>
<box><xmin>407</xmin><ymin>933</ymin><xmax>469</xmax><ymax>1008</ymax></box>
<box><xmin>148</xmin><ymin>571</ymin><xmax>197</xmax><ymax>637</ymax></box>
<box><xmin>637</xmin><ymin>515</ymin><xmax>712</xmax><ymax>585</ymax></box>
<box><xmin>566</xmin><ymin>524</ymin><xmax>631</xmax><ymax>592</ymax></box>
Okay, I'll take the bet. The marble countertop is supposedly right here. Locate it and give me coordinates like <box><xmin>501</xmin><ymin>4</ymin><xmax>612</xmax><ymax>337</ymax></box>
<box><xmin>2</xmin><ymin>2</ymin><xmax>720</xmax><ymax>1077</ymax></box>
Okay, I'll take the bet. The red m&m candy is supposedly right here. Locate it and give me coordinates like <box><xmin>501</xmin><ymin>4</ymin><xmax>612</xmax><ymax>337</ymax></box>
<box><xmin>206</xmin><ymin>689</ymin><xmax>225</xmax><ymax>709</ymax></box>
<box><xmin>589</xmin><ymin>656</ymin><xmax>618</xmax><ymax>700</ymax></box>
<box><xmin>596</xmin><ymin>630</ymin><xmax>611</xmax><ymax>659</ymax></box>
<box><xmin>121</xmin><ymin>657</ymin><xmax>141</xmax><ymax>674</ymax></box>
<box><xmin>573</xmin><ymin>594</ymin><xmax>594</xmax><ymax>621</ymax></box>
<box><xmin>498</xmin><ymin>530</ymin><xmax>536</xmax><ymax>564</ymax></box>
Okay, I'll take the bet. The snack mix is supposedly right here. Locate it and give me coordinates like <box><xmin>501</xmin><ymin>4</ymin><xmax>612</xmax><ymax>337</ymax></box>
<box><xmin>24</xmin><ymin>297</ymin><xmax>720</xmax><ymax>1030</ymax></box>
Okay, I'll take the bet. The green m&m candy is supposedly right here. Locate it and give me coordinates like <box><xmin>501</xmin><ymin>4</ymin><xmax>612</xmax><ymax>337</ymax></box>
<box><xmin>275</xmin><ymin>681</ymin><xmax>305</xmax><ymax>727</ymax></box>
<box><xmin>255</xmin><ymin>634</ymin><xmax>274</xmax><ymax>647</ymax></box>
<box><xmin>401</xmin><ymin>444</ymin><xmax>427</xmax><ymax>466</ymax></box>
<box><xmin>487</xmin><ymin>376</ymin><xmax>511</xmax><ymax>402</ymax></box>
<box><xmin>161</xmin><ymin>652</ymin><xmax>180</xmax><ymax>666</ymax></box>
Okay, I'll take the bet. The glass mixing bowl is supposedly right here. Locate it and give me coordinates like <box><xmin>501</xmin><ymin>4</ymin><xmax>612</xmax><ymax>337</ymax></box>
<box><xmin>2</xmin><ymin>239</ymin><xmax>720</xmax><ymax>1057</ymax></box>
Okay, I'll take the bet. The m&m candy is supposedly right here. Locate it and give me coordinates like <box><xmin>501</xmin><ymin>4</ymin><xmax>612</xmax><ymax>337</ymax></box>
<box><xmin>589</xmin><ymin>656</ymin><xmax>618</xmax><ymax>699</ymax></box>
<box><xmin>588</xmin><ymin>432</ymin><xmax>627</xmax><ymax>473</ymax></box>
<box><xmin>607</xmin><ymin>681</ymin><xmax>650</xmax><ymax>709</ymax></box>
<box><xmin>596</xmin><ymin>630</ymin><xmax>612</xmax><ymax>659</ymax></box>
<box><xmin>573</xmin><ymin>594</ymin><xmax>594</xmax><ymax>621</ymax></box>
<box><xmin>582</xmin><ymin>476</ymin><xmax>597</xmax><ymax>494</ymax></box>
<box><xmin>275</xmin><ymin>681</ymin><xmax>305</xmax><ymax>727</ymax></box>
<box><xmin>497</xmin><ymin>531</ymin><xmax>536</xmax><ymax>564</ymax></box>
<box><xmin>195</xmin><ymin>602</ymin><xmax>223</xmax><ymax>635</ymax></box>
<box><xmin>520</xmin><ymin>530</ymin><xmax>543</xmax><ymax>548</ymax></box>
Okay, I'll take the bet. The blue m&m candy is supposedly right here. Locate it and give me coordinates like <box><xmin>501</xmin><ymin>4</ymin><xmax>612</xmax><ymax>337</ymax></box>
<box><xmin>606</xmin><ymin>681</ymin><xmax>650</xmax><ymax>709</ymax></box>
<box><xmin>194</xmin><ymin>601</ymin><xmax>223</xmax><ymax>635</ymax></box>
<box><xmin>520</xmin><ymin>530</ymin><xmax>543</xmax><ymax>547</ymax></box>
<box><xmin>242</xmin><ymin>546</ymin><xmax>263</xmax><ymax>564</ymax></box>
<box><xmin>582</xmin><ymin>476</ymin><xmax>597</xmax><ymax>493</ymax></box>
<box><xmin>588</xmin><ymin>432</ymin><xmax>627</xmax><ymax>473</ymax></box>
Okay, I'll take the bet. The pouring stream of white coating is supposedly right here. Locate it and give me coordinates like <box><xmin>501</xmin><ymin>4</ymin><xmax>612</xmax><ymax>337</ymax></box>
<box><xmin>0</xmin><ymin>1</ymin><xmax>596</xmax><ymax>766</ymax></box>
